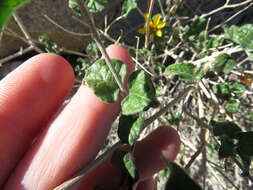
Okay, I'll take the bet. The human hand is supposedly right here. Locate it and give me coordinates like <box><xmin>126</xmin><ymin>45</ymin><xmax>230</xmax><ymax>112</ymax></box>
<box><xmin>0</xmin><ymin>45</ymin><xmax>180</xmax><ymax>190</ymax></box>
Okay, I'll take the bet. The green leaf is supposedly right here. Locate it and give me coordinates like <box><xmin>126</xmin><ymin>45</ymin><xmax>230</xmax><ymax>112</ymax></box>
<box><xmin>218</xmin><ymin>137</ymin><xmax>235</xmax><ymax>159</ymax></box>
<box><xmin>84</xmin><ymin>59</ymin><xmax>126</xmax><ymax>103</ymax></box>
<box><xmin>211</xmin><ymin>120</ymin><xmax>241</xmax><ymax>139</ymax></box>
<box><xmin>226</xmin><ymin>24</ymin><xmax>253</xmax><ymax>50</ymax></box>
<box><xmin>207</xmin><ymin>36</ymin><xmax>224</xmax><ymax>49</ymax></box>
<box><xmin>212</xmin><ymin>82</ymin><xmax>230</xmax><ymax>95</ymax></box>
<box><xmin>123</xmin><ymin>153</ymin><xmax>138</xmax><ymax>179</ymax></box>
<box><xmin>0</xmin><ymin>0</ymin><xmax>27</xmax><ymax>30</ymax></box>
<box><xmin>226</xmin><ymin>24</ymin><xmax>253</xmax><ymax>60</ymax></box>
<box><xmin>236</xmin><ymin>132</ymin><xmax>253</xmax><ymax>156</ymax></box>
<box><xmin>117</xmin><ymin>114</ymin><xmax>144</xmax><ymax>145</ymax></box>
<box><xmin>183</xmin><ymin>17</ymin><xmax>206</xmax><ymax>41</ymax></box>
<box><xmin>212</xmin><ymin>53</ymin><xmax>236</xmax><ymax>73</ymax></box>
<box><xmin>166</xmin><ymin>62</ymin><xmax>204</xmax><ymax>81</ymax></box>
<box><xmin>86</xmin><ymin>42</ymin><xmax>99</xmax><ymax>56</ymax></box>
<box><xmin>164</xmin><ymin>160</ymin><xmax>202</xmax><ymax>190</ymax></box>
<box><xmin>68</xmin><ymin>0</ymin><xmax>81</xmax><ymax>15</ymax></box>
<box><xmin>68</xmin><ymin>0</ymin><xmax>107</xmax><ymax>14</ymax></box>
<box><xmin>225</xmin><ymin>98</ymin><xmax>241</xmax><ymax>113</ymax></box>
<box><xmin>121</xmin><ymin>70</ymin><xmax>156</xmax><ymax>115</ymax></box>
<box><xmin>212</xmin><ymin>82</ymin><xmax>246</xmax><ymax>96</ymax></box>
<box><xmin>117</xmin><ymin>115</ymin><xmax>138</xmax><ymax>144</ymax></box>
<box><xmin>121</xmin><ymin>0</ymin><xmax>137</xmax><ymax>16</ymax></box>
<box><xmin>38</xmin><ymin>34</ymin><xmax>60</xmax><ymax>53</ymax></box>
<box><xmin>128</xmin><ymin>116</ymin><xmax>144</xmax><ymax>145</ymax></box>
<box><xmin>229</xmin><ymin>82</ymin><xmax>246</xmax><ymax>95</ymax></box>
<box><xmin>166</xmin><ymin>62</ymin><xmax>195</xmax><ymax>80</ymax></box>
<box><xmin>164</xmin><ymin>114</ymin><xmax>182</xmax><ymax>125</ymax></box>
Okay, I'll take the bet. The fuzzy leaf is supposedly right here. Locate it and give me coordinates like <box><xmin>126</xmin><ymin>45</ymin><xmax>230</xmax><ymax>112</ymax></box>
<box><xmin>84</xmin><ymin>59</ymin><xmax>126</xmax><ymax>103</ymax></box>
<box><xmin>218</xmin><ymin>137</ymin><xmax>235</xmax><ymax>159</ymax></box>
<box><xmin>121</xmin><ymin>70</ymin><xmax>156</xmax><ymax>115</ymax></box>
<box><xmin>226</xmin><ymin>24</ymin><xmax>253</xmax><ymax>50</ymax></box>
<box><xmin>118</xmin><ymin>115</ymin><xmax>138</xmax><ymax>144</ymax></box>
<box><xmin>166</xmin><ymin>62</ymin><xmax>196</xmax><ymax>81</ymax></box>
<box><xmin>183</xmin><ymin>17</ymin><xmax>206</xmax><ymax>41</ymax></box>
<box><xmin>226</xmin><ymin>24</ymin><xmax>253</xmax><ymax>60</ymax></box>
<box><xmin>211</xmin><ymin>120</ymin><xmax>241</xmax><ymax>139</ymax></box>
<box><xmin>123</xmin><ymin>153</ymin><xmax>138</xmax><ymax>179</ymax></box>
<box><xmin>117</xmin><ymin>115</ymin><xmax>144</xmax><ymax>145</ymax></box>
<box><xmin>237</xmin><ymin>132</ymin><xmax>253</xmax><ymax>156</ymax></box>
<box><xmin>68</xmin><ymin>0</ymin><xmax>107</xmax><ymax>14</ymax></box>
<box><xmin>164</xmin><ymin>160</ymin><xmax>202</xmax><ymax>190</ymax></box>
<box><xmin>212</xmin><ymin>53</ymin><xmax>236</xmax><ymax>73</ymax></box>
<box><xmin>0</xmin><ymin>0</ymin><xmax>27</xmax><ymax>30</ymax></box>
<box><xmin>38</xmin><ymin>34</ymin><xmax>60</xmax><ymax>53</ymax></box>
<box><xmin>212</xmin><ymin>82</ymin><xmax>246</xmax><ymax>96</ymax></box>
<box><xmin>207</xmin><ymin>36</ymin><xmax>224</xmax><ymax>49</ymax></box>
<box><xmin>121</xmin><ymin>0</ymin><xmax>137</xmax><ymax>16</ymax></box>
<box><xmin>128</xmin><ymin>116</ymin><xmax>144</xmax><ymax>145</ymax></box>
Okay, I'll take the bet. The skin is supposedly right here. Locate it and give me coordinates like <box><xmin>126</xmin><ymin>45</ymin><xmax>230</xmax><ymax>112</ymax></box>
<box><xmin>134</xmin><ymin>126</ymin><xmax>181</xmax><ymax>180</ymax></box>
<box><xmin>0</xmin><ymin>44</ymin><xmax>180</xmax><ymax>190</ymax></box>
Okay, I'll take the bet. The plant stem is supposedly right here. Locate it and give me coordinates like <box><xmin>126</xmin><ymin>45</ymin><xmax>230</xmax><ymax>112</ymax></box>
<box><xmin>76</xmin><ymin>0</ymin><xmax>126</xmax><ymax>94</ymax></box>
<box><xmin>145</xmin><ymin>0</ymin><xmax>155</xmax><ymax>49</ymax></box>
<box><xmin>0</xmin><ymin>46</ymin><xmax>33</xmax><ymax>65</ymax></box>
<box><xmin>141</xmin><ymin>86</ymin><xmax>194</xmax><ymax>131</ymax></box>
<box><xmin>200</xmin><ymin>0</ymin><xmax>253</xmax><ymax>18</ymax></box>
<box><xmin>12</xmin><ymin>12</ymin><xmax>43</xmax><ymax>53</ymax></box>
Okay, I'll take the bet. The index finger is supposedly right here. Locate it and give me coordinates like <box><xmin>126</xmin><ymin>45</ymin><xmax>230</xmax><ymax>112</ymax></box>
<box><xmin>0</xmin><ymin>54</ymin><xmax>74</xmax><ymax>187</ymax></box>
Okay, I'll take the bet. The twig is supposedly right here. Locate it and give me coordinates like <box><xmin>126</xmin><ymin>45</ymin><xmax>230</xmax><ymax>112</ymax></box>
<box><xmin>207</xmin><ymin>160</ymin><xmax>240</xmax><ymax>190</ymax></box>
<box><xmin>210</xmin><ymin>2</ymin><xmax>253</xmax><ymax>32</ymax></box>
<box><xmin>12</xmin><ymin>12</ymin><xmax>43</xmax><ymax>53</ymax></box>
<box><xmin>145</xmin><ymin>0</ymin><xmax>155</xmax><ymax>49</ymax></box>
<box><xmin>53</xmin><ymin>142</ymin><xmax>122</xmax><ymax>190</ymax></box>
<box><xmin>60</xmin><ymin>48</ymin><xmax>88</xmax><ymax>57</ymax></box>
<box><xmin>200</xmin><ymin>0</ymin><xmax>253</xmax><ymax>18</ymax></box>
<box><xmin>232</xmin><ymin>157</ymin><xmax>253</xmax><ymax>183</ymax></box>
<box><xmin>185</xmin><ymin>142</ymin><xmax>205</xmax><ymax>169</ymax></box>
<box><xmin>132</xmin><ymin>57</ymin><xmax>155</xmax><ymax>77</ymax></box>
<box><xmin>141</xmin><ymin>86</ymin><xmax>194</xmax><ymax>131</ymax></box>
<box><xmin>44</xmin><ymin>15</ymin><xmax>92</xmax><ymax>37</ymax></box>
<box><xmin>4</xmin><ymin>27</ymin><xmax>34</xmax><ymax>45</ymax></box>
<box><xmin>0</xmin><ymin>30</ymin><xmax>3</xmax><ymax>41</ymax></box>
<box><xmin>192</xmin><ymin>46</ymin><xmax>243</xmax><ymax>67</ymax></box>
<box><xmin>0</xmin><ymin>46</ymin><xmax>33</xmax><ymax>65</ymax></box>
<box><xmin>76</xmin><ymin>0</ymin><xmax>126</xmax><ymax>94</ymax></box>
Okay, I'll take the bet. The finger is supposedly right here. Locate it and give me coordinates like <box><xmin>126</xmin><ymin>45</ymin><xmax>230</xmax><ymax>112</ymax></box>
<box><xmin>0</xmin><ymin>54</ymin><xmax>74</xmax><ymax>187</ymax></box>
<box><xmin>4</xmin><ymin>45</ymin><xmax>134</xmax><ymax>190</ymax></box>
<box><xmin>134</xmin><ymin>126</ymin><xmax>181</xmax><ymax>180</ymax></box>
<box><xmin>136</xmin><ymin>177</ymin><xmax>157</xmax><ymax>190</ymax></box>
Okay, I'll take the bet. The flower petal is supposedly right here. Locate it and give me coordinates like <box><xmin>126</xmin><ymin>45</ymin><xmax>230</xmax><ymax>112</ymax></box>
<box><xmin>138</xmin><ymin>27</ymin><xmax>147</xmax><ymax>34</ymax></box>
<box><xmin>152</xmin><ymin>14</ymin><xmax>161</xmax><ymax>26</ymax></box>
<box><xmin>143</xmin><ymin>13</ymin><xmax>149</xmax><ymax>21</ymax></box>
<box><xmin>157</xmin><ymin>21</ymin><xmax>166</xmax><ymax>29</ymax></box>
<box><xmin>156</xmin><ymin>30</ymin><xmax>162</xmax><ymax>37</ymax></box>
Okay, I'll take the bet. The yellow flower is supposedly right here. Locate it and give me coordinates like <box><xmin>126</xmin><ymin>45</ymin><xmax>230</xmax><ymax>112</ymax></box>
<box><xmin>138</xmin><ymin>13</ymin><xmax>166</xmax><ymax>40</ymax></box>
